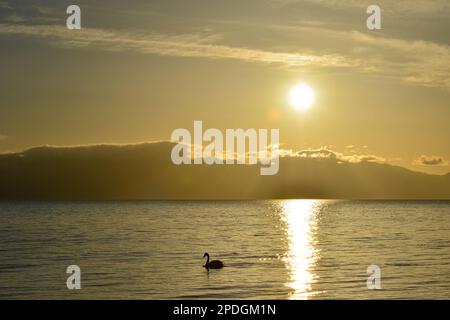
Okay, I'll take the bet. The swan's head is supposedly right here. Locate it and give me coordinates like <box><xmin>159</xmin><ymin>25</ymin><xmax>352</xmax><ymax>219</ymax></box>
<box><xmin>203</xmin><ymin>252</ymin><xmax>209</xmax><ymax>258</ymax></box>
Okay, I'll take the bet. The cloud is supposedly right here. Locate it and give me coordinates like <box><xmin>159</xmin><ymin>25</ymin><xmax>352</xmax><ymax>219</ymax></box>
<box><xmin>0</xmin><ymin>24</ymin><xmax>350</xmax><ymax>69</ymax></box>
<box><xmin>271</xmin><ymin>0</ymin><xmax>450</xmax><ymax>14</ymax></box>
<box><xmin>279</xmin><ymin>147</ymin><xmax>386</xmax><ymax>164</ymax></box>
<box><xmin>0</xmin><ymin>1</ymin><xmax>57</xmax><ymax>24</ymax></box>
<box><xmin>270</xmin><ymin>24</ymin><xmax>450</xmax><ymax>90</ymax></box>
<box><xmin>1</xmin><ymin>21</ymin><xmax>449</xmax><ymax>90</ymax></box>
<box><xmin>0</xmin><ymin>134</ymin><xmax>7</xmax><ymax>141</ymax></box>
<box><xmin>0</xmin><ymin>0</ymin><xmax>11</xmax><ymax>11</ymax></box>
<box><xmin>350</xmin><ymin>31</ymin><xmax>450</xmax><ymax>90</ymax></box>
<box><xmin>414</xmin><ymin>155</ymin><xmax>449</xmax><ymax>166</ymax></box>
<box><xmin>182</xmin><ymin>143</ymin><xmax>386</xmax><ymax>165</ymax></box>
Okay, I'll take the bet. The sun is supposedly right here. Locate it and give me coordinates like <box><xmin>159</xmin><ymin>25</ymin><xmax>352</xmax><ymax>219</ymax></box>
<box><xmin>289</xmin><ymin>84</ymin><xmax>315</xmax><ymax>111</ymax></box>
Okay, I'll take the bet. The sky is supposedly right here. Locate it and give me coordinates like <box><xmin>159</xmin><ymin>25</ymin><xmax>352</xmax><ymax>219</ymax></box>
<box><xmin>0</xmin><ymin>0</ymin><xmax>449</xmax><ymax>174</ymax></box>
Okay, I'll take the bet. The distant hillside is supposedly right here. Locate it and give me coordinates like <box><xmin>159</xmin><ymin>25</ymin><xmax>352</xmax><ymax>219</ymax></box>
<box><xmin>0</xmin><ymin>142</ymin><xmax>449</xmax><ymax>200</ymax></box>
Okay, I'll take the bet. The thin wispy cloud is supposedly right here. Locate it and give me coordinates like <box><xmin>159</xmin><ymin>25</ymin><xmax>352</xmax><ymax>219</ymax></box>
<box><xmin>0</xmin><ymin>1</ymin><xmax>58</xmax><ymax>24</ymax></box>
<box><xmin>1</xmin><ymin>23</ymin><xmax>449</xmax><ymax>90</ymax></box>
<box><xmin>271</xmin><ymin>0</ymin><xmax>450</xmax><ymax>14</ymax></box>
<box><xmin>0</xmin><ymin>24</ymin><xmax>350</xmax><ymax>68</ymax></box>
<box><xmin>270</xmin><ymin>23</ymin><xmax>450</xmax><ymax>90</ymax></box>
<box><xmin>351</xmin><ymin>31</ymin><xmax>450</xmax><ymax>89</ymax></box>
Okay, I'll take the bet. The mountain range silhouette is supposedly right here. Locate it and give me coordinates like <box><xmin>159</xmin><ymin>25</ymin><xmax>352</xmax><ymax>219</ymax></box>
<box><xmin>0</xmin><ymin>142</ymin><xmax>449</xmax><ymax>200</ymax></box>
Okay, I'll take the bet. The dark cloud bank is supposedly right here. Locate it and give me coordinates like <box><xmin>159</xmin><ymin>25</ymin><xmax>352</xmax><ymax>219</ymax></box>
<box><xmin>0</xmin><ymin>142</ymin><xmax>449</xmax><ymax>200</ymax></box>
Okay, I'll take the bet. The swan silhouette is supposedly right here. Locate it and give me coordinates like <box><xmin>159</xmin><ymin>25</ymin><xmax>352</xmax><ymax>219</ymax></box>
<box><xmin>203</xmin><ymin>252</ymin><xmax>224</xmax><ymax>269</ymax></box>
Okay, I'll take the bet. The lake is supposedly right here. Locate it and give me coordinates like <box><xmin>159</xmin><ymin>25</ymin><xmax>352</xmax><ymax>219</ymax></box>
<box><xmin>0</xmin><ymin>200</ymin><xmax>449</xmax><ymax>299</ymax></box>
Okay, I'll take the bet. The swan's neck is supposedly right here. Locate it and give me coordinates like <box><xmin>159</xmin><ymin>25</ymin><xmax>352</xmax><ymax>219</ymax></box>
<box><xmin>205</xmin><ymin>255</ymin><xmax>210</xmax><ymax>266</ymax></box>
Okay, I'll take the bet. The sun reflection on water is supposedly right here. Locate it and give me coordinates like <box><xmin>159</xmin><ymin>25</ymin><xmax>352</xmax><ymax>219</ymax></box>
<box><xmin>281</xmin><ymin>199</ymin><xmax>321</xmax><ymax>299</ymax></box>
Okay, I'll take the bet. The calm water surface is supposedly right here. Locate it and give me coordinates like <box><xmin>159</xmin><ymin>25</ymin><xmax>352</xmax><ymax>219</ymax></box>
<box><xmin>0</xmin><ymin>200</ymin><xmax>449</xmax><ymax>299</ymax></box>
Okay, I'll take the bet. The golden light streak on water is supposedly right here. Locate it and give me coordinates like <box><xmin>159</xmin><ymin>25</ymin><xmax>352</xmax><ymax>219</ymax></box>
<box><xmin>281</xmin><ymin>199</ymin><xmax>321</xmax><ymax>299</ymax></box>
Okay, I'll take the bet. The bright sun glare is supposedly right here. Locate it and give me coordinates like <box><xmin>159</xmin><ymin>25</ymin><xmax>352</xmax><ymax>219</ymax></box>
<box><xmin>289</xmin><ymin>84</ymin><xmax>315</xmax><ymax>111</ymax></box>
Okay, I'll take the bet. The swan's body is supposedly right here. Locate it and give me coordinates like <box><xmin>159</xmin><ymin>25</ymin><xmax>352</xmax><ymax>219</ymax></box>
<box><xmin>203</xmin><ymin>252</ymin><xmax>224</xmax><ymax>269</ymax></box>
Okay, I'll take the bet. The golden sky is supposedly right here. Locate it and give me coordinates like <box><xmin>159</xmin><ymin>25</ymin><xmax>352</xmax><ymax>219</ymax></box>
<box><xmin>0</xmin><ymin>0</ymin><xmax>449</xmax><ymax>174</ymax></box>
